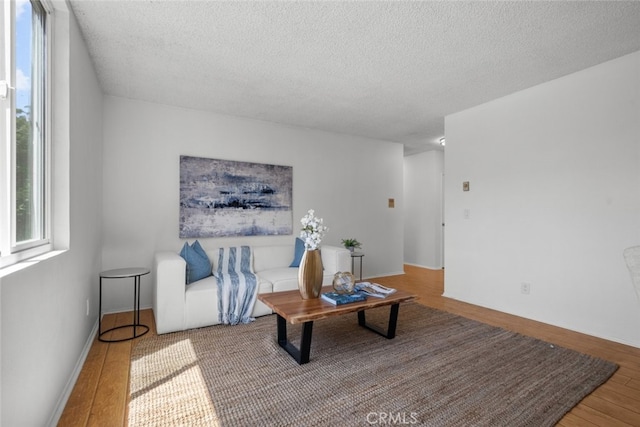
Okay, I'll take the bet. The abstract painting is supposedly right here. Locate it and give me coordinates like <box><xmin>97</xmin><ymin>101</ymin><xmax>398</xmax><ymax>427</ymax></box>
<box><xmin>179</xmin><ymin>156</ymin><xmax>293</xmax><ymax>238</ymax></box>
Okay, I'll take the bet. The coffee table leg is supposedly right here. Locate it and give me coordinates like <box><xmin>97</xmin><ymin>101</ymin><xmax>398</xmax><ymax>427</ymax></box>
<box><xmin>358</xmin><ymin>303</ymin><xmax>400</xmax><ymax>339</ymax></box>
<box><xmin>276</xmin><ymin>314</ymin><xmax>314</xmax><ymax>364</ymax></box>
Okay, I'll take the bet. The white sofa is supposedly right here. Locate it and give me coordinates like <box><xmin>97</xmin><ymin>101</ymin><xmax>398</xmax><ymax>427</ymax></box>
<box><xmin>153</xmin><ymin>244</ymin><xmax>351</xmax><ymax>334</ymax></box>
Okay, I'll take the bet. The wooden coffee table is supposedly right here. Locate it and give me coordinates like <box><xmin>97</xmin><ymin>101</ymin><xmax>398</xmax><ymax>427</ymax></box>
<box><xmin>258</xmin><ymin>286</ymin><xmax>416</xmax><ymax>364</ymax></box>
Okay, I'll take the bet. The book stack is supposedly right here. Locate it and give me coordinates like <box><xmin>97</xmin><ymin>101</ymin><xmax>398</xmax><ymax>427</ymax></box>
<box><xmin>321</xmin><ymin>292</ymin><xmax>367</xmax><ymax>305</ymax></box>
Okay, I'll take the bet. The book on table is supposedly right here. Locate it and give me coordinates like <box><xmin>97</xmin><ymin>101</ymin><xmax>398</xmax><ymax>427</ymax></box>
<box><xmin>321</xmin><ymin>292</ymin><xmax>367</xmax><ymax>305</ymax></box>
<box><xmin>355</xmin><ymin>282</ymin><xmax>397</xmax><ymax>298</ymax></box>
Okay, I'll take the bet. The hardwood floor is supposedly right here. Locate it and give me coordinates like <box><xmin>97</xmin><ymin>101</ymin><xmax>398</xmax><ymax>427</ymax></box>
<box><xmin>58</xmin><ymin>266</ymin><xmax>640</xmax><ymax>426</ymax></box>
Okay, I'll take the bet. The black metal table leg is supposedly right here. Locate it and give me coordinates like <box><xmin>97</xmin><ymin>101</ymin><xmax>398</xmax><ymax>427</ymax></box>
<box><xmin>99</xmin><ymin>276</ymin><xmax>103</xmax><ymax>336</ymax></box>
<box><xmin>358</xmin><ymin>303</ymin><xmax>400</xmax><ymax>339</ymax></box>
<box><xmin>277</xmin><ymin>314</ymin><xmax>314</xmax><ymax>364</ymax></box>
<box><xmin>134</xmin><ymin>274</ymin><xmax>139</xmax><ymax>337</ymax></box>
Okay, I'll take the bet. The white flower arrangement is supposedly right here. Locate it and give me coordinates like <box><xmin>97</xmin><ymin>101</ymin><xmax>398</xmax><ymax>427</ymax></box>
<box><xmin>299</xmin><ymin>209</ymin><xmax>328</xmax><ymax>250</ymax></box>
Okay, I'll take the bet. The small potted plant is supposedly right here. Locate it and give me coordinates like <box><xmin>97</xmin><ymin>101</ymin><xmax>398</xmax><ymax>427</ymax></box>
<box><xmin>341</xmin><ymin>238</ymin><xmax>362</xmax><ymax>252</ymax></box>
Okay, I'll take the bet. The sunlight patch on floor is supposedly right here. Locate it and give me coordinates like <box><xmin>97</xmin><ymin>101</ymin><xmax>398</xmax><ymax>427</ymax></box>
<box><xmin>128</xmin><ymin>339</ymin><xmax>220</xmax><ymax>426</ymax></box>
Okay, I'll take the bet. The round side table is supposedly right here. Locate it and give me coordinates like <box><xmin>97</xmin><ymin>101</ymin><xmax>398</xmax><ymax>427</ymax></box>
<box><xmin>99</xmin><ymin>267</ymin><xmax>150</xmax><ymax>342</ymax></box>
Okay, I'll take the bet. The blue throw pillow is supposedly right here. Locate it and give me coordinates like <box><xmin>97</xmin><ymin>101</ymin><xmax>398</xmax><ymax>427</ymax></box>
<box><xmin>179</xmin><ymin>240</ymin><xmax>212</xmax><ymax>284</ymax></box>
<box><xmin>289</xmin><ymin>237</ymin><xmax>305</xmax><ymax>267</ymax></box>
<box><xmin>191</xmin><ymin>239</ymin><xmax>208</xmax><ymax>261</ymax></box>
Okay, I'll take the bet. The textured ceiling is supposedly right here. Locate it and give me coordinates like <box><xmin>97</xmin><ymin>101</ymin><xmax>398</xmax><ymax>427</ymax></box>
<box><xmin>69</xmin><ymin>1</ymin><xmax>640</xmax><ymax>156</ymax></box>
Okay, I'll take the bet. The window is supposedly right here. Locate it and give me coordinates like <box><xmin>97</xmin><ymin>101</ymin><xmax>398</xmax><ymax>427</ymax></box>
<box><xmin>1</xmin><ymin>0</ymin><xmax>51</xmax><ymax>266</ymax></box>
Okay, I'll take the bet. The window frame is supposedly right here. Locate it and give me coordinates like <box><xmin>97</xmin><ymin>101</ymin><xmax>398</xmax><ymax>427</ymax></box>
<box><xmin>0</xmin><ymin>0</ymin><xmax>53</xmax><ymax>268</ymax></box>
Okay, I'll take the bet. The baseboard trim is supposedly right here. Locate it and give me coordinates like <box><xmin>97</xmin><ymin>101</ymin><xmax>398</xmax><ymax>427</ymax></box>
<box><xmin>444</xmin><ymin>292</ymin><xmax>640</xmax><ymax>349</ymax></box>
<box><xmin>100</xmin><ymin>304</ymin><xmax>153</xmax><ymax>317</ymax></box>
<box><xmin>404</xmin><ymin>262</ymin><xmax>443</xmax><ymax>271</ymax></box>
<box><xmin>364</xmin><ymin>270</ymin><xmax>406</xmax><ymax>280</ymax></box>
<box><xmin>47</xmin><ymin>319</ymin><xmax>99</xmax><ymax>427</ymax></box>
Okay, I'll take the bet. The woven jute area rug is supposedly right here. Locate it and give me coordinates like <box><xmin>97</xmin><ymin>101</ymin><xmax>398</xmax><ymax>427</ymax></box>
<box><xmin>128</xmin><ymin>303</ymin><xmax>617</xmax><ymax>426</ymax></box>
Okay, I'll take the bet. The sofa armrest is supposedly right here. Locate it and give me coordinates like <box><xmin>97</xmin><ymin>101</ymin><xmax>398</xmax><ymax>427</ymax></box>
<box><xmin>153</xmin><ymin>251</ymin><xmax>187</xmax><ymax>334</ymax></box>
<box><xmin>321</xmin><ymin>245</ymin><xmax>351</xmax><ymax>274</ymax></box>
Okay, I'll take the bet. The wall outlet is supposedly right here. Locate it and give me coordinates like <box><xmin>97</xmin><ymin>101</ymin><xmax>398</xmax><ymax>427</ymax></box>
<box><xmin>521</xmin><ymin>282</ymin><xmax>531</xmax><ymax>295</ymax></box>
<box><xmin>86</xmin><ymin>298</ymin><xmax>90</xmax><ymax>316</ymax></box>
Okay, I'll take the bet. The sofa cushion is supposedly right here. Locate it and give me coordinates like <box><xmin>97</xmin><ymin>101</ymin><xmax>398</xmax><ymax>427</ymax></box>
<box><xmin>252</xmin><ymin>245</ymin><xmax>295</xmax><ymax>272</ymax></box>
<box><xmin>184</xmin><ymin>274</ymin><xmax>273</xmax><ymax>330</ymax></box>
<box><xmin>180</xmin><ymin>240</ymin><xmax>212</xmax><ymax>284</ymax></box>
<box><xmin>257</xmin><ymin>267</ymin><xmax>300</xmax><ymax>292</ymax></box>
<box><xmin>289</xmin><ymin>237</ymin><xmax>305</xmax><ymax>267</ymax></box>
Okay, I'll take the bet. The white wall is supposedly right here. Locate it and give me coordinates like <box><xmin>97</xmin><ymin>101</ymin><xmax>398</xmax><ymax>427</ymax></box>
<box><xmin>444</xmin><ymin>51</ymin><xmax>640</xmax><ymax>347</ymax></box>
<box><xmin>1</xmin><ymin>4</ymin><xmax>103</xmax><ymax>426</ymax></box>
<box><xmin>101</xmin><ymin>97</ymin><xmax>404</xmax><ymax>312</ymax></box>
<box><xmin>404</xmin><ymin>150</ymin><xmax>444</xmax><ymax>269</ymax></box>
